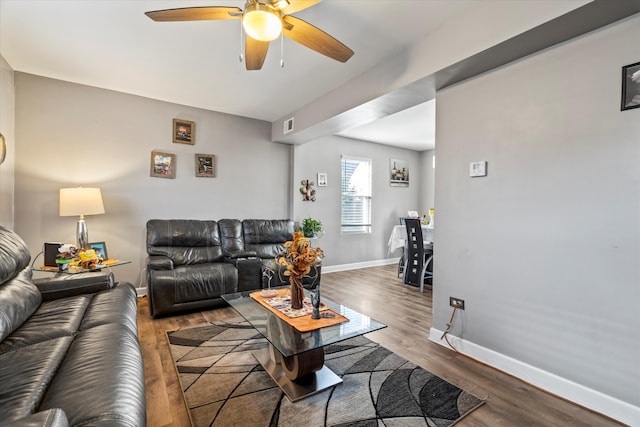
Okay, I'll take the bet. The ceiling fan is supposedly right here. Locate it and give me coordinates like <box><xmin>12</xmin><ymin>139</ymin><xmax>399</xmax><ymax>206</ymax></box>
<box><xmin>145</xmin><ymin>0</ymin><xmax>354</xmax><ymax>70</ymax></box>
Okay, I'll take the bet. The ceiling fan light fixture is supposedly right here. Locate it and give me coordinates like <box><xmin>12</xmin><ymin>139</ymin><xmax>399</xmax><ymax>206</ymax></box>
<box><xmin>272</xmin><ymin>0</ymin><xmax>290</xmax><ymax>9</ymax></box>
<box><xmin>243</xmin><ymin>3</ymin><xmax>282</xmax><ymax>42</ymax></box>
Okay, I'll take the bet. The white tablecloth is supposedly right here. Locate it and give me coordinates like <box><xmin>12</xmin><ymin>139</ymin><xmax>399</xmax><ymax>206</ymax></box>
<box><xmin>387</xmin><ymin>224</ymin><xmax>433</xmax><ymax>253</ymax></box>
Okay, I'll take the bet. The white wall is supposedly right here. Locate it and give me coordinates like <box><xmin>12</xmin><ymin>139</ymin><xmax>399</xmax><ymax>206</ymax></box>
<box><xmin>292</xmin><ymin>135</ymin><xmax>425</xmax><ymax>267</ymax></box>
<box><xmin>272</xmin><ymin>0</ymin><xmax>591</xmax><ymax>141</ymax></box>
<box><xmin>419</xmin><ymin>149</ymin><xmax>435</xmax><ymax>216</ymax></box>
<box><xmin>14</xmin><ymin>74</ymin><xmax>291</xmax><ymax>286</ymax></box>
<box><xmin>0</xmin><ymin>55</ymin><xmax>15</xmax><ymax>228</ymax></box>
<box><xmin>434</xmin><ymin>14</ymin><xmax>640</xmax><ymax>423</ymax></box>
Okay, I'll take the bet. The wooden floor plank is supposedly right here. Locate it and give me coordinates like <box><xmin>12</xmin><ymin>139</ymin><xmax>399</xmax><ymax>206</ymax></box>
<box><xmin>137</xmin><ymin>265</ymin><xmax>624</xmax><ymax>426</ymax></box>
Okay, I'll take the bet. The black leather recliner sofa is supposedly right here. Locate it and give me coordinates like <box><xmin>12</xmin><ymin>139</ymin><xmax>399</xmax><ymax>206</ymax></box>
<box><xmin>0</xmin><ymin>225</ymin><xmax>146</xmax><ymax>426</ymax></box>
<box><xmin>146</xmin><ymin>218</ymin><xmax>321</xmax><ymax>317</ymax></box>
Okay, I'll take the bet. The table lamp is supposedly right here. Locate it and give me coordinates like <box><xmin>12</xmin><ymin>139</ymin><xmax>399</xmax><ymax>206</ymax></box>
<box><xmin>59</xmin><ymin>187</ymin><xmax>105</xmax><ymax>249</ymax></box>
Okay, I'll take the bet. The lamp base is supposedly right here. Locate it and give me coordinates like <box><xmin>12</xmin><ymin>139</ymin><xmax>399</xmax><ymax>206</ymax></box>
<box><xmin>77</xmin><ymin>216</ymin><xmax>89</xmax><ymax>250</ymax></box>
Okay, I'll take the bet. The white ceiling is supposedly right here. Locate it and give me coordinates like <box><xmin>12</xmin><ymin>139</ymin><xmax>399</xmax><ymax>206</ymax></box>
<box><xmin>0</xmin><ymin>0</ymin><xmax>471</xmax><ymax>150</ymax></box>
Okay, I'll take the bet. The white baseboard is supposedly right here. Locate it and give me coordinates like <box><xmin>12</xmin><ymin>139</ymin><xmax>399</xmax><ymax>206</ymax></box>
<box><xmin>429</xmin><ymin>328</ymin><xmax>640</xmax><ymax>426</ymax></box>
<box><xmin>136</xmin><ymin>287</ymin><xmax>147</xmax><ymax>297</ymax></box>
<box><xmin>322</xmin><ymin>258</ymin><xmax>398</xmax><ymax>273</ymax></box>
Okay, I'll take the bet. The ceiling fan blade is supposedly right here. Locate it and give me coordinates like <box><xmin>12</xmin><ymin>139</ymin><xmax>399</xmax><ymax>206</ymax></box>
<box><xmin>145</xmin><ymin>6</ymin><xmax>241</xmax><ymax>22</ymax></box>
<box><xmin>282</xmin><ymin>15</ymin><xmax>354</xmax><ymax>63</ymax></box>
<box><xmin>245</xmin><ymin>36</ymin><xmax>270</xmax><ymax>70</ymax></box>
<box><xmin>278</xmin><ymin>0</ymin><xmax>321</xmax><ymax>15</ymax></box>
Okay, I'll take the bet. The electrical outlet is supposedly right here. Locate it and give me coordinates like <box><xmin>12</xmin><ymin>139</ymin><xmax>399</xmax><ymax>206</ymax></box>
<box><xmin>449</xmin><ymin>297</ymin><xmax>465</xmax><ymax>310</ymax></box>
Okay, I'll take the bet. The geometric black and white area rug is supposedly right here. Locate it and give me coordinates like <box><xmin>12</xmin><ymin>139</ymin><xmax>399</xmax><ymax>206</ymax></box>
<box><xmin>167</xmin><ymin>318</ymin><xmax>484</xmax><ymax>427</ymax></box>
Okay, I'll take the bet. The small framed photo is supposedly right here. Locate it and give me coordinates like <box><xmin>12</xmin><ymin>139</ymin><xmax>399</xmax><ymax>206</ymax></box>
<box><xmin>173</xmin><ymin>118</ymin><xmax>195</xmax><ymax>144</ymax></box>
<box><xmin>195</xmin><ymin>153</ymin><xmax>215</xmax><ymax>177</ymax></box>
<box><xmin>390</xmin><ymin>159</ymin><xmax>409</xmax><ymax>186</ymax></box>
<box><xmin>150</xmin><ymin>151</ymin><xmax>176</xmax><ymax>179</ymax></box>
<box><xmin>621</xmin><ymin>61</ymin><xmax>640</xmax><ymax>111</ymax></box>
<box><xmin>317</xmin><ymin>172</ymin><xmax>327</xmax><ymax>187</ymax></box>
<box><xmin>89</xmin><ymin>242</ymin><xmax>108</xmax><ymax>260</ymax></box>
<box><xmin>470</xmin><ymin>161</ymin><xmax>487</xmax><ymax>177</ymax></box>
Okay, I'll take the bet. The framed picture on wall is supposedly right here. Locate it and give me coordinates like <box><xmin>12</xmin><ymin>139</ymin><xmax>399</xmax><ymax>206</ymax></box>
<box><xmin>390</xmin><ymin>159</ymin><xmax>409</xmax><ymax>186</ymax></box>
<box><xmin>621</xmin><ymin>61</ymin><xmax>640</xmax><ymax>111</ymax></box>
<box><xmin>89</xmin><ymin>242</ymin><xmax>108</xmax><ymax>260</ymax></box>
<box><xmin>150</xmin><ymin>151</ymin><xmax>176</xmax><ymax>178</ymax></box>
<box><xmin>317</xmin><ymin>172</ymin><xmax>327</xmax><ymax>186</ymax></box>
<box><xmin>173</xmin><ymin>118</ymin><xmax>195</xmax><ymax>144</ymax></box>
<box><xmin>195</xmin><ymin>153</ymin><xmax>215</xmax><ymax>177</ymax></box>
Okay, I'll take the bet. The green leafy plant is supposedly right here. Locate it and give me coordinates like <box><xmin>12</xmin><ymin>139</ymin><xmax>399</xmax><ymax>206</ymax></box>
<box><xmin>300</xmin><ymin>217</ymin><xmax>323</xmax><ymax>238</ymax></box>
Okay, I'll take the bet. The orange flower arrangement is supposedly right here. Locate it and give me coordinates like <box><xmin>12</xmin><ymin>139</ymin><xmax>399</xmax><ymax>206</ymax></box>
<box><xmin>276</xmin><ymin>231</ymin><xmax>323</xmax><ymax>309</ymax></box>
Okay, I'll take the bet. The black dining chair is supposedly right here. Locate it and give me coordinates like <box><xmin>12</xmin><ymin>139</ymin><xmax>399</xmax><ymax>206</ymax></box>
<box><xmin>402</xmin><ymin>218</ymin><xmax>433</xmax><ymax>292</ymax></box>
<box><xmin>397</xmin><ymin>217</ymin><xmax>409</xmax><ymax>277</ymax></box>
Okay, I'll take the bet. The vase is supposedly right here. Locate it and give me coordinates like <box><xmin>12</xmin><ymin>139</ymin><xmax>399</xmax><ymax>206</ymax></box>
<box><xmin>290</xmin><ymin>275</ymin><xmax>304</xmax><ymax>310</ymax></box>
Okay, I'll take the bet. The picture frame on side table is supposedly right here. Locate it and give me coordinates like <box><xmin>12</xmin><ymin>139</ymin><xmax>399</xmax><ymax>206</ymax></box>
<box><xmin>317</xmin><ymin>172</ymin><xmax>327</xmax><ymax>186</ymax></box>
<box><xmin>621</xmin><ymin>61</ymin><xmax>640</xmax><ymax>111</ymax></box>
<box><xmin>195</xmin><ymin>153</ymin><xmax>215</xmax><ymax>177</ymax></box>
<box><xmin>390</xmin><ymin>159</ymin><xmax>409</xmax><ymax>187</ymax></box>
<box><xmin>150</xmin><ymin>151</ymin><xmax>176</xmax><ymax>179</ymax></box>
<box><xmin>173</xmin><ymin>118</ymin><xmax>195</xmax><ymax>144</ymax></box>
<box><xmin>89</xmin><ymin>242</ymin><xmax>108</xmax><ymax>260</ymax></box>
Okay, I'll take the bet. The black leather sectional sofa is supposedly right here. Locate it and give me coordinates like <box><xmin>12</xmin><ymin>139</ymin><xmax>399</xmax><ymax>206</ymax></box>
<box><xmin>146</xmin><ymin>219</ymin><xmax>321</xmax><ymax>317</ymax></box>
<box><xmin>0</xmin><ymin>226</ymin><xmax>146</xmax><ymax>426</ymax></box>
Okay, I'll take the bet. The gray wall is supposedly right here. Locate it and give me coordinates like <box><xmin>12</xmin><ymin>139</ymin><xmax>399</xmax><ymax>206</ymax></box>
<box><xmin>14</xmin><ymin>73</ymin><xmax>291</xmax><ymax>286</ymax></box>
<box><xmin>434</xmin><ymin>13</ymin><xmax>640</xmax><ymax>410</ymax></box>
<box><xmin>0</xmin><ymin>56</ymin><xmax>15</xmax><ymax>228</ymax></box>
<box><xmin>292</xmin><ymin>135</ymin><xmax>426</xmax><ymax>267</ymax></box>
<box><xmin>11</xmin><ymin>73</ymin><xmax>431</xmax><ymax>286</ymax></box>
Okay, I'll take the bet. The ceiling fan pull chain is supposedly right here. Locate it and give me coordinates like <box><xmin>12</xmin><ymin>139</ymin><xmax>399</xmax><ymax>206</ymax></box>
<box><xmin>280</xmin><ymin>32</ymin><xmax>285</xmax><ymax>68</ymax></box>
<box><xmin>239</xmin><ymin>20</ymin><xmax>244</xmax><ymax>63</ymax></box>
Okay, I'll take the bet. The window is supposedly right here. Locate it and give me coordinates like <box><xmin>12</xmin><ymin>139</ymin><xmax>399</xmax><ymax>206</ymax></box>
<box><xmin>341</xmin><ymin>156</ymin><xmax>372</xmax><ymax>234</ymax></box>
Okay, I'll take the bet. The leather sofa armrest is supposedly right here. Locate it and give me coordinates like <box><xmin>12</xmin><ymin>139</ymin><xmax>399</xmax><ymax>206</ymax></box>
<box><xmin>33</xmin><ymin>271</ymin><xmax>115</xmax><ymax>301</ymax></box>
<box><xmin>147</xmin><ymin>255</ymin><xmax>174</xmax><ymax>270</ymax></box>
<box><xmin>5</xmin><ymin>409</ymin><xmax>69</xmax><ymax>427</ymax></box>
<box><xmin>223</xmin><ymin>250</ymin><xmax>258</xmax><ymax>259</ymax></box>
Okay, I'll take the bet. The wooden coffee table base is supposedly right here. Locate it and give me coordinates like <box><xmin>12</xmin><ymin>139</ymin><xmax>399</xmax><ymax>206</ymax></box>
<box><xmin>253</xmin><ymin>346</ymin><xmax>343</xmax><ymax>402</ymax></box>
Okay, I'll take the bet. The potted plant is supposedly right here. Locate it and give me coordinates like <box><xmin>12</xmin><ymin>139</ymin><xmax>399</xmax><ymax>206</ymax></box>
<box><xmin>300</xmin><ymin>217</ymin><xmax>323</xmax><ymax>238</ymax></box>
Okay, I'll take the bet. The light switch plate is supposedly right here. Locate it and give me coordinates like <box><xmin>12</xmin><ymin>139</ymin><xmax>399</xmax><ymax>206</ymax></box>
<box><xmin>470</xmin><ymin>161</ymin><xmax>487</xmax><ymax>177</ymax></box>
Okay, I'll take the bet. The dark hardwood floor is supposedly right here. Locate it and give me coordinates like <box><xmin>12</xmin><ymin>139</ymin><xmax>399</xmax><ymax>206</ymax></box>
<box><xmin>136</xmin><ymin>264</ymin><xmax>623</xmax><ymax>426</ymax></box>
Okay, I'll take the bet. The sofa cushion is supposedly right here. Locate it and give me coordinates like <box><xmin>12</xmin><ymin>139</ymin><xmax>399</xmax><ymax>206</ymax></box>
<box><xmin>0</xmin><ymin>337</ymin><xmax>74</xmax><ymax>422</ymax></box>
<box><xmin>39</xmin><ymin>323</ymin><xmax>145</xmax><ymax>427</ymax></box>
<box><xmin>0</xmin><ymin>226</ymin><xmax>30</xmax><ymax>286</ymax></box>
<box><xmin>4</xmin><ymin>408</ymin><xmax>69</xmax><ymax>427</ymax></box>
<box><xmin>0</xmin><ymin>295</ymin><xmax>89</xmax><ymax>353</ymax></box>
<box><xmin>243</xmin><ymin>219</ymin><xmax>293</xmax><ymax>258</ymax></box>
<box><xmin>80</xmin><ymin>284</ymin><xmax>138</xmax><ymax>333</ymax></box>
<box><xmin>147</xmin><ymin>219</ymin><xmax>224</xmax><ymax>264</ymax></box>
<box><xmin>0</xmin><ymin>269</ymin><xmax>42</xmax><ymax>342</ymax></box>
<box><xmin>218</xmin><ymin>218</ymin><xmax>244</xmax><ymax>253</ymax></box>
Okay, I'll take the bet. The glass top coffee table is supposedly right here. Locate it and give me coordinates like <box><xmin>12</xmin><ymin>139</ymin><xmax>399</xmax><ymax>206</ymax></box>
<box><xmin>222</xmin><ymin>287</ymin><xmax>386</xmax><ymax>401</ymax></box>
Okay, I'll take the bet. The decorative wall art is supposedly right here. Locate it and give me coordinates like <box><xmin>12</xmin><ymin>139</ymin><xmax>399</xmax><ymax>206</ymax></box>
<box><xmin>300</xmin><ymin>179</ymin><xmax>316</xmax><ymax>201</ymax></box>
<box><xmin>195</xmin><ymin>153</ymin><xmax>215</xmax><ymax>177</ymax></box>
<box><xmin>621</xmin><ymin>61</ymin><xmax>640</xmax><ymax>111</ymax></box>
<box><xmin>317</xmin><ymin>172</ymin><xmax>327</xmax><ymax>187</ymax></box>
<box><xmin>390</xmin><ymin>159</ymin><xmax>409</xmax><ymax>187</ymax></box>
<box><xmin>150</xmin><ymin>151</ymin><xmax>176</xmax><ymax>179</ymax></box>
<box><xmin>173</xmin><ymin>118</ymin><xmax>195</xmax><ymax>144</ymax></box>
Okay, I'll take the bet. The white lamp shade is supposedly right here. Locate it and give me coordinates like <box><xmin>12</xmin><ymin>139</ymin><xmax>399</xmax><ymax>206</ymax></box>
<box><xmin>59</xmin><ymin>187</ymin><xmax>105</xmax><ymax>217</ymax></box>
